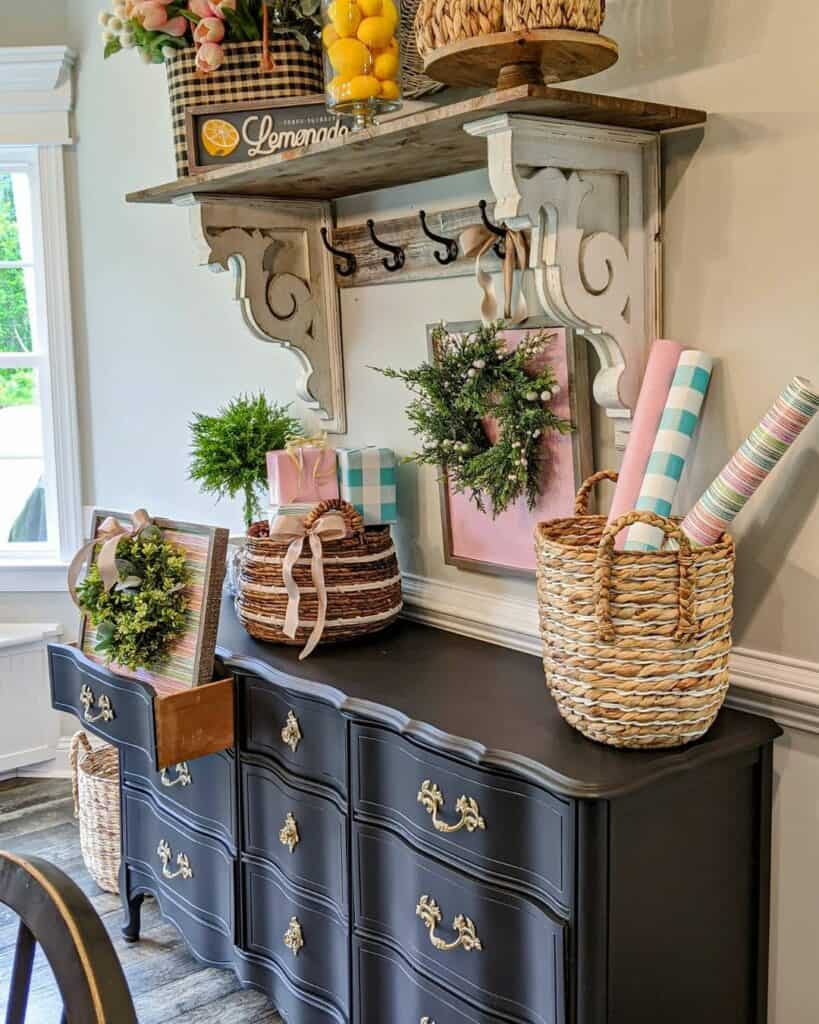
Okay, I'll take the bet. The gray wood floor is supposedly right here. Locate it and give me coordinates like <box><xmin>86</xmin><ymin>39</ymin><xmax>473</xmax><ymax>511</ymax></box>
<box><xmin>0</xmin><ymin>777</ymin><xmax>282</xmax><ymax>1023</ymax></box>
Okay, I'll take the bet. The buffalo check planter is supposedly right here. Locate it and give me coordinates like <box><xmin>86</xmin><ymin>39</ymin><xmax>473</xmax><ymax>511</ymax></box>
<box><xmin>336</xmin><ymin>448</ymin><xmax>398</xmax><ymax>525</ymax></box>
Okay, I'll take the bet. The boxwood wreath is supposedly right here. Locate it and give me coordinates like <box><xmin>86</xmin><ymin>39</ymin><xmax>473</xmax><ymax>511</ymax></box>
<box><xmin>376</xmin><ymin>321</ymin><xmax>572</xmax><ymax>517</ymax></box>
<box><xmin>77</xmin><ymin>525</ymin><xmax>190</xmax><ymax>671</ymax></box>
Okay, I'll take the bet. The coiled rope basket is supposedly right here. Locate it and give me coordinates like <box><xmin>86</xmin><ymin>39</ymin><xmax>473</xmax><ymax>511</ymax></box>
<box><xmin>535</xmin><ymin>471</ymin><xmax>735</xmax><ymax>750</ymax></box>
<box><xmin>237</xmin><ymin>499</ymin><xmax>402</xmax><ymax>648</ymax></box>
<box><xmin>504</xmin><ymin>0</ymin><xmax>605</xmax><ymax>33</ymax></box>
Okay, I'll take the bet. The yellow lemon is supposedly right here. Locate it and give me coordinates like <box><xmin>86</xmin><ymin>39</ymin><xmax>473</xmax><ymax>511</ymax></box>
<box><xmin>356</xmin><ymin>15</ymin><xmax>393</xmax><ymax>49</ymax></box>
<box><xmin>327</xmin><ymin>75</ymin><xmax>352</xmax><ymax>101</ymax></box>
<box><xmin>373</xmin><ymin>50</ymin><xmax>399</xmax><ymax>80</ymax></box>
<box><xmin>328</xmin><ymin>36</ymin><xmax>371</xmax><ymax>77</ymax></box>
<box><xmin>358</xmin><ymin>0</ymin><xmax>382</xmax><ymax>14</ymax></box>
<box><xmin>321</xmin><ymin>24</ymin><xmax>340</xmax><ymax>48</ymax></box>
<box><xmin>381</xmin><ymin>0</ymin><xmax>399</xmax><ymax>31</ymax></box>
<box><xmin>346</xmin><ymin>74</ymin><xmax>381</xmax><ymax>100</ymax></box>
<box><xmin>380</xmin><ymin>78</ymin><xmax>400</xmax><ymax>100</ymax></box>
<box><xmin>328</xmin><ymin>0</ymin><xmax>361</xmax><ymax>37</ymax></box>
<box><xmin>201</xmin><ymin>118</ymin><xmax>240</xmax><ymax>158</ymax></box>
<box><xmin>374</xmin><ymin>36</ymin><xmax>399</xmax><ymax>56</ymax></box>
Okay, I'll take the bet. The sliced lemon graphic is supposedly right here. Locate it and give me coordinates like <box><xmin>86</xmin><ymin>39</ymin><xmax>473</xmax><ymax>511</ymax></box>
<box><xmin>201</xmin><ymin>118</ymin><xmax>240</xmax><ymax>158</ymax></box>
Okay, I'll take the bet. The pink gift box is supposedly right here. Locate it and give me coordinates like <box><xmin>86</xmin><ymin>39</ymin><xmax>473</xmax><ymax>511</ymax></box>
<box><xmin>267</xmin><ymin>447</ymin><xmax>339</xmax><ymax>505</ymax></box>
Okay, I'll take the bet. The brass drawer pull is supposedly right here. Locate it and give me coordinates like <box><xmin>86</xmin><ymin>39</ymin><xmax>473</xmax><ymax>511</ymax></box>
<box><xmin>416</xmin><ymin>895</ymin><xmax>483</xmax><ymax>953</ymax></box>
<box><xmin>281</xmin><ymin>710</ymin><xmax>302</xmax><ymax>753</ymax></box>
<box><xmin>160</xmin><ymin>762</ymin><xmax>192</xmax><ymax>788</ymax></box>
<box><xmin>283</xmin><ymin>916</ymin><xmax>304</xmax><ymax>956</ymax></box>
<box><xmin>417</xmin><ymin>780</ymin><xmax>485</xmax><ymax>835</ymax></box>
<box><xmin>157</xmin><ymin>839</ymin><xmax>193</xmax><ymax>881</ymax></box>
<box><xmin>80</xmin><ymin>684</ymin><xmax>115</xmax><ymax>724</ymax></box>
<box><xmin>279</xmin><ymin>812</ymin><xmax>300</xmax><ymax>854</ymax></box>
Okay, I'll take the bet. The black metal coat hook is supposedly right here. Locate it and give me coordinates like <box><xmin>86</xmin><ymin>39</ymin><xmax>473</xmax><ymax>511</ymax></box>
<box><xmin>320</xmin><ymin>227</ymin><xmax>357</xmax><ymax>278</ymax></box>
<box><xmin>478</xmin><ymin>199</ymin><xmax>507</xmax><ymax>259</ymax></box>
<box><xmin>418</xmin><ymin>210</ymin><xmax>458</xmax><ymax>265</ymax></box>
<box><xmin>367</xmin><ymin>219</ymin><xmax>405</xmax><ymax>272</ymax></box>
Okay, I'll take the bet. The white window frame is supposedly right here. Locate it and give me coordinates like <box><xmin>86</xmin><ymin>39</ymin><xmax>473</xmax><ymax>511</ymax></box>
<box><xmin>0</xmin><ymin>48</ymin><xmax>81</xmax><ymax>591</ymax></box>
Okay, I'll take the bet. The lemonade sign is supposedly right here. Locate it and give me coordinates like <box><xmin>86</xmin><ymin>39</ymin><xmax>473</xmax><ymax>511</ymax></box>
<box><xmin>186</xmin><ymin>97</ymin><xmax>351</xmax><ymax>173</ymax></box>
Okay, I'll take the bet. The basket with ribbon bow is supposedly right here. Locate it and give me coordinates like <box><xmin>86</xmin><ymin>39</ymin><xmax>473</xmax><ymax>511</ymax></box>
<box><xmin>236</xmin><ymin>499</ymin><xmax>402</xmax><ymax>659</ymax></box>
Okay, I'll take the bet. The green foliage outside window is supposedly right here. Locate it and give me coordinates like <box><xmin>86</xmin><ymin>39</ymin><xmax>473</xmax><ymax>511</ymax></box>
<box><xmin>0</xmin><ymin>174</ymin><xmax>34</xmax><ymax>408</ymax></box>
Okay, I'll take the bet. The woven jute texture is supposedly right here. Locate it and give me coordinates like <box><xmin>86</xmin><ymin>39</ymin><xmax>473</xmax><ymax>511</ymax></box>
<box><xmin>503</xmin><ymin>0</ymin><xmax>605</xmax><ymax>33</ymax></box>
<box><xmin>415</xmin><ymin>0</ymin><xmax>504</xmax><ymax>58</ymax></box>
<box><xmin>535</xmin><ymin>471</ymin><xmax>735</xmax><ymax>750</ymax></box>
<box><xmin>401</xmin><ymin>0</ymin><xmax>446</xmax><ymax>95</ymax></box>
<box><xmin>236</xmin><ymin>499</ymin><xmax>402</xmax><ymax>647</ymax></box>
<box><xmin>166</xmin><ymin>40</ymin><xmax>323</xmax><ymax>178</ymax></box>
<box><xmin>71</xmin><ymin>732</ymin><xmax>121</xmax><ymax>894</ymax></box>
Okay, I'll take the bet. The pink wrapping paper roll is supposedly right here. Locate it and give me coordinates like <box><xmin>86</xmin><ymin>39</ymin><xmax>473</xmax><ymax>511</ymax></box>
<box><xmin>606</xmin><ymin>339</ymin><xmax>684</xmax><ymax>538</ymax></box>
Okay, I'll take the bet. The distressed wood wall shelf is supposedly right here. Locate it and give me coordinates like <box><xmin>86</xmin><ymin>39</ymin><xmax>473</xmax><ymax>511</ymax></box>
<box><xmin>126</xmin><ymin>85</ymin><xmax>705</xmax><ymax>205</ymax></box>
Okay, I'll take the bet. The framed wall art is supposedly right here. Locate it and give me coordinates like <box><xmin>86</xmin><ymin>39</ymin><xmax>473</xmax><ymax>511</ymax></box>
<box><xmin>79</xmin><ymin>510</ymin><xmax>229</xmax><ymax>694</ymax></box>
<box><xmin>431</xmin><ymin>320</ymin><xmax>593</xmax><ymax>578</ymax></box>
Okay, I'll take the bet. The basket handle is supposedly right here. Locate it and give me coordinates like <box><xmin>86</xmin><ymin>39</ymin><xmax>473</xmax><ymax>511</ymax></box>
<box><xmin>69</xmin><ymin>730</ymin><xmax>93</xmax><ymax>819</ymax></box>
<box><xmin>304</xmin><ymin>498</ymin><xmax>365</xmax><ymax>536</ymax></box>
<box><xmin>574</xmin><ymin>470</ymin><xmax>619</xmax><ymax>516</ymax></box>
<box><xmin>594</xmin><ymin>510</ymin><xmax>697</xmax><ymax>643</ymax></box>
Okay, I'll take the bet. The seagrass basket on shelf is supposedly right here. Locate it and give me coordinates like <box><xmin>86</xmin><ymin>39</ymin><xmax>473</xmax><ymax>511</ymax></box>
<box><xmin>401</xmin><ymin>0</ymin><xmax>447</xmax><ymax>94</ymax></box>
<box><xmin>165</xmin><ymin>39</ymin><xmax>323</xmax><ymax>178</ymax></box>
<box><xmin>70</xmin><ymin>731</ymin><xmax>121</xmax><ymax>894</ymax></box>
<box><xmin>534</xmin><ymin>470</ymin><xmax>736</xmax><ymax>750</ymax></box>
<box><xmin>414</xmin><ymin>0</ymin><xmax>504</xmax><ymax>59</ymax></box>
<box><xmin>504</xmin><ymin>0</ymin><xmax>606</xmax><ymax>33</ymax></box>
<box><xmin>236</xmin><ymin>499</ymin><xmax>402</xmax><ymax>651</ymax></box>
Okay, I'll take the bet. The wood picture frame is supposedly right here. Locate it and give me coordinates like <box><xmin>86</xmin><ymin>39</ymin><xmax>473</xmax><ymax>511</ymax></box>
<box><xmin>79</xmin><ymin>511</ymin><xmax>229</xmax><ymax>692</ymax></box>
<box><xmin>184</xmin><ymin>96</ymin><xmax>351</xmax><ymax>175</ymax></box>
<box><xmin>430</xmin><ymin>320</ymin><xmax>593</xmax><ymax>579</ymax></box>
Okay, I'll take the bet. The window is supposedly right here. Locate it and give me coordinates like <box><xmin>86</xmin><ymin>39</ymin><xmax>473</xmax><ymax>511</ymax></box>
<box><xmin>0</xmin><ymin>145</ymin><xmax>81</xmax><ymax>589</ymax></box>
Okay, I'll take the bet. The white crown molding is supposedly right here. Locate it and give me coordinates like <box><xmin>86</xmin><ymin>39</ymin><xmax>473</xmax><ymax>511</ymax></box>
<box><xmin>401</xmin><ymin>572</ymin><xmax>819</xmax><ymax>734</ymax></box>
<box><xmin>0</xmin><ymin>46</ymin><xmax>76</xmax><ymax>145</ymax></box>
<box><xmin>0</xmin><ymin>47</ymin><xmax>76</xmax><ymax>97</ymax></box>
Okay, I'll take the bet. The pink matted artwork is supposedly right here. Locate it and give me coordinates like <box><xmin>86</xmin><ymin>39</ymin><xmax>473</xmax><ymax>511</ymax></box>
<box><xmin>431</xmin><ymin>321</ymin><xmax>593</xmax><ymax>578</ymax></box>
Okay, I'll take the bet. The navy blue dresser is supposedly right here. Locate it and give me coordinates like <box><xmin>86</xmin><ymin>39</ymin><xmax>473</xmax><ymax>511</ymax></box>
<box><xmin>49</xmin><ymin>603</ymin><xmax>781</xmax><ymax>1024</ymax></box>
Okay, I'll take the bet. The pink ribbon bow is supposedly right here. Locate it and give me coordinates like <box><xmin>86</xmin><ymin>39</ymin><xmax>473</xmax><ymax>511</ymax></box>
<box><xmin>269</xmin><ymin>510</ymin><xmax>349</xmax><ymax>660</ymax></box>
<box><xmin>67</xmin><ymin>509</ymin><xmax>153</xmax><ymax>607</ymax></box>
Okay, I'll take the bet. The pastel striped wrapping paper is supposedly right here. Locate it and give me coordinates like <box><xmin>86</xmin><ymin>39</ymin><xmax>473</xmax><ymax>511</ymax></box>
<box><xmin>681</xmin><ymin>376</ymin><xmax>819</xmax><ymax>547</ymax></box>
<box><xmin>624</xmin><ymin>350</ymin><xmax>713</xmax><ymax>551</ymax></box>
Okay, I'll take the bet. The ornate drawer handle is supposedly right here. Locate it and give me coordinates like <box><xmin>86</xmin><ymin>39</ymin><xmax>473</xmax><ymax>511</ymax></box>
<box><xmin>281</xmin><ymin>710</ymin><xmax>302</xmax><ymax>753</ymax></box>
<box><xmin>279</xmin><ymin>812</ymin><xmax>300</xmax><ymax>854</ymax></box>
<box><xmin>417</xmin><ymin>780</ymin><xmax>486</xmax><ymax>835</ymax></box>
<box><xmin>421</xmin><ymin>1018</ymin><xmax>436</xmax><ymax>1024</ymax></box>
<box><xmin>416</xmin><ymin>895</ymin><xmax>483</xmax><ymax>953</ymax></box>
<box><xmin>80</xmin><ymin>684</ymin><xmax>115</xmax><ymax>724</ymax></box>
<box><xmin>283</xmin><ymin>916</ymin><xmax>304</xmax><ymax>957</ymax></box>
<box><xmin>160</xmin><ymin>762</ymin><xmax>192</xmax><ymax>788</ymax></box>
<box><xmin>157</xmin><ymin>839</ymin><xmax>193</xmax><ymax>881</ymax></box>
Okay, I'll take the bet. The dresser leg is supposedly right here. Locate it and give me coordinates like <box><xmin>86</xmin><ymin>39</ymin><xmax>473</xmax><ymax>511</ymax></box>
<box><xmin>121</xmin><ymin>893</ymin><xmax>144</xmax><ymax>944</ymax></box>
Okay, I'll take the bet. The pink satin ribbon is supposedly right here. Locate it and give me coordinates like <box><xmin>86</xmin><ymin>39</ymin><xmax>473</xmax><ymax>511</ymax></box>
<box><xmin>459</xmin><ymin>224</ymin><xmax>529</xmax><ymax>325</ymax></box>
<box><xmin>67</xmin><ymin>509</ymin><xmax>152</xmax><ymax>607</ymax></box>
<box><xmin>270</xmin><ymin>510</ymin><xmax>349</xmax><ymax>660</ymax></box>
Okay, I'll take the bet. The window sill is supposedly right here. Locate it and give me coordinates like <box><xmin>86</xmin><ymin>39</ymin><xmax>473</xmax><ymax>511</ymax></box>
<box><xmin>0</xmin><ymin>562</ymin><xmax>70</xmax><ymax>593</ymax></box>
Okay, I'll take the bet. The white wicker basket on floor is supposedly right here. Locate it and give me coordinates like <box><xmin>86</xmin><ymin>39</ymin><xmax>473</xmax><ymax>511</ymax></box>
<box><xmin>70</xmin><ymin>731</ymin><xmax>121</xmax><ymax>894</ymax></box>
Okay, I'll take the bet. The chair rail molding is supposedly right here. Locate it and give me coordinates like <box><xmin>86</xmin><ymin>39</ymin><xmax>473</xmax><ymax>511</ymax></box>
<box><xmin>402</xmin><ymin>572</ymin><xmax>819</xmax><ymax>734</ymax></box>
<box><xmin>465</xmin><ymin>113</ymin><xmax>662</xmax><ymax>449</ymax></box>
<box><xmin>0</xmin><ymin>46</ymin><xmax>76</xmax><ymax>145</ymax></box>
<box><xmin>181</xmin><ymin>193</ymin><xmax>346</xmax><ymax>433</ymax></box>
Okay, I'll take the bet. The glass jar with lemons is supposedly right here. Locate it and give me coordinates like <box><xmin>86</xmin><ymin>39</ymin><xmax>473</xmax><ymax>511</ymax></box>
<box><xmin>321</xmin><ymin>0</ymin><xmax>402</xmax><ymax>128</ymax></box>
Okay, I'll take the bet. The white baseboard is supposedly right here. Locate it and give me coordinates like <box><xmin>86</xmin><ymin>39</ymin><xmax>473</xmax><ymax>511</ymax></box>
<box><xmin>402</xmin><ymin>572</ymin><xmax>819</xmax><ymax>735</ymax></box>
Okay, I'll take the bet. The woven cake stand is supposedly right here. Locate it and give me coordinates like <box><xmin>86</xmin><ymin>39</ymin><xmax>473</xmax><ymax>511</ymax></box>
<box><xmin>423</xmin><ymin>28</ymin><xmax>618</xmax><ymax>89</ymax></box>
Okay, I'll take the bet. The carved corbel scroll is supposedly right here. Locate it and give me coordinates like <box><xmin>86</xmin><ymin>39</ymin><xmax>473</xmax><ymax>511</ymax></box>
<box><xmin>465</xmin><ymin>114</ymin><xmax>662</xmax><ymax>449</ymax></box>
<box><xmin>180</xmin><ymin>194</ymin><xmax>346</xmax><ymax>433</ymax></box>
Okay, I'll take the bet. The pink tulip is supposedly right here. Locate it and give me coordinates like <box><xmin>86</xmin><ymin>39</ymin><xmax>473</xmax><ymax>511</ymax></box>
<box><xmin>194</xmin><ymin>16</ymin><xmax>224</xmax><ymax>42</ymax></box>
<box><xmin>161</xmin><ymin>14</ymin><xmax>189</xmax><ymax>34</ymax></box>
<box><xmin>196</xmin><ymin>40</ymin><xmax>224</xmax><ymax>71</ymax></box>
<box><xmin>210</xmin><ymin>0</ymin><xmax>236</xmax><ymax>16</ymax></box>
<box><xmin>139</xmin><ymin>2</ymin><xmax>168</xmax><ymax>28</ymax></box>
<box><xmin>188</xmin><ymin>0</ymin><xmax>212</xmax><ymax>16</ymax></box>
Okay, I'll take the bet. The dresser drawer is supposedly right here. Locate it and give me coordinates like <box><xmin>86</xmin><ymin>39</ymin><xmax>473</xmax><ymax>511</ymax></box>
<box><xmin>354</xmin><ymin>939</ymin><xmax>506</xmax><ymax>1024</ymax></box>
<box><xmin>354</xmin><ymin>825</ymin><xmax>566</xmax><ymax>1024</ymax></box>
<box><xmin>242</xmin><ymin>757</ymin><xmax>348</xmax><ymax>912</ymax></box>
<box><xmin>243</xmin><ymin>857</ymin><xmax>349</xmax><ymax>1016</ymax></box>
<box><xmin>352</xmin><ymin>725</ymin><xmax>574</xmax><ymax>910</ymax></box>
<box><xmin>49</xmin><ymin>643</ymin><xmax>234</xmax><ymax>770</ymax></box>
<box><xmin>122</xmin><ymin>746</ymin><xmax>235</xmax><ymax>851</ymax></box>
<box><xmin>123</xmin><ymin>789</ymin><xmax>234</xmax><ymax>939</ymax></box>
<box><xmin>241</xmin><ymin>675</ymin><xmax>346</xmax><ymax>794</ymax></box>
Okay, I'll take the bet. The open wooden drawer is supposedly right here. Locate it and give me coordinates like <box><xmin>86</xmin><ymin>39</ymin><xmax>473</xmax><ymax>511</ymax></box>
<box><xmin>48</xmin><ymin>643</ymin><xmax>234</xmax><ymax>769</ymax></box>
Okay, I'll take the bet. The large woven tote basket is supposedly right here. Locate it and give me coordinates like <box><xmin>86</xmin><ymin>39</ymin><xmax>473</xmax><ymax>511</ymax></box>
<box><xmin>237</xmin><ymin>499</ymin><xmax>403</xmax><ymax>647</ymax></box>
<box><xmin>70</xmin><ymin>732</ymin><xmax>121</xmax><ymax>894</ymax></box>
<box><xmin>166</xmin><ymin>39</ymin><xmax>323</xmax><ymax>178</ymax></box>
<box><xmin>534</xmin><ymin>471</ymin><xmax>735</xmax><ymax>750</ymax></box>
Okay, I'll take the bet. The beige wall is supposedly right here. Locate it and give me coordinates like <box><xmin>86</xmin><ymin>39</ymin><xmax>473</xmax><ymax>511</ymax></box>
<box><xmin>1</xmin><ymin>0</ymin><xmax>68</xmax><ymax>46</ymax></box>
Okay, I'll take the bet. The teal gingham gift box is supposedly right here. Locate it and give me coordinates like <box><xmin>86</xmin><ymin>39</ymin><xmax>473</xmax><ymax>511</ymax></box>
<box><xmin>336</xmin><ymin>447</ymin><xmax>397</xmax><ymax>525</ymax></box>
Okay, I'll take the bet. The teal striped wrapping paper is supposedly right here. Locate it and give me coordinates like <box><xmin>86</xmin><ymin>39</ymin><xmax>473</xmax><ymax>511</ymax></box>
<box><xmin>624</xmin><ymin>350</ymin><xmax>714</xmax><ymax>552</ymax></box>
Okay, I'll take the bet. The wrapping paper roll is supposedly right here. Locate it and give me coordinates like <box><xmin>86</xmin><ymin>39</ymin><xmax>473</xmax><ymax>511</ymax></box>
<box><xmin>624</xmin><ymin>350</ymin><xmax>713</xmax><ymax>551</ymax></box>
<box><xmin>681</xmin><ymin>376</ymin><xmax>819</xmax><ymax>546</ymax></box>
<box><xmin>606</xmin><ymin>339</ymin><xmax>684</xmax><ymax>542</ymax></box>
